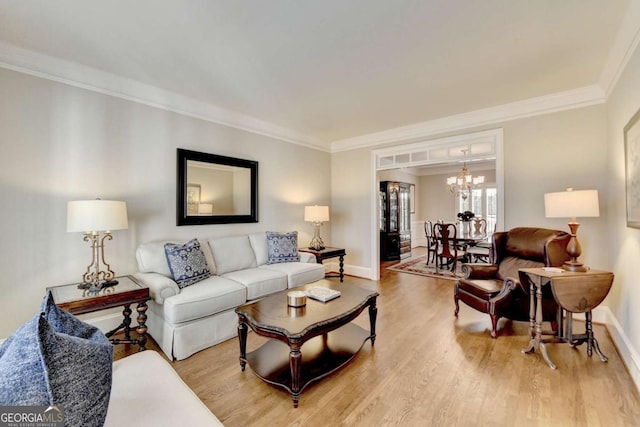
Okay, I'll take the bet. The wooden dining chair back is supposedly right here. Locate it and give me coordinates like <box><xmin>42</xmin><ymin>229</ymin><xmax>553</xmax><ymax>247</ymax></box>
<box><xmin>473</xmin><ymin>218</ymin><xmax>487</xmax><ymax>236</ymax></box>
<box><xmin>433</xmin><ymin>222</ymin><xmax>465</xmax><ymax>273</ymax></box>
<box><xmin>424</xmin><ymin>221</ymin><xmax>436</xmax><ymax>265</ymax></box>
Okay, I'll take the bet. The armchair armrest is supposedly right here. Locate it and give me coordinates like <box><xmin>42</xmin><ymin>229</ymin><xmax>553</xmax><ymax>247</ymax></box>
<box><xmin>461</xmin><ymin>263</ymin><xmax>499</xmax><ymax>279</ymax></box>
<box><xmin>490</xmin><ymin>276</ymin><xmax>520</xmax><ymax>304</ymax></box>
<box><xmin>298</xmin><ymin>252</ymin><xmax>316</xmax><ymax>264</ymax></box>
<box><xmin>134</xmin><ymin>272</ymin><xmax>180</xmax><ymax>304</ymax></box>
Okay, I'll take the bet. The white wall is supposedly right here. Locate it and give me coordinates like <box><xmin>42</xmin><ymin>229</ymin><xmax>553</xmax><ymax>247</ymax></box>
<box><xmin>605</xmin><ymin>33</ymin><xmax>640</xmax><ymax>388</ymax></box>
<box><xmin>0</xmin><ymin>67</ymin><xmax>331</xmax><ymax>338</ymax></box>
<box><xmin>417</xmin><ymin>169</ymin><xmax>496</xmax><ymax>223</ymax></box>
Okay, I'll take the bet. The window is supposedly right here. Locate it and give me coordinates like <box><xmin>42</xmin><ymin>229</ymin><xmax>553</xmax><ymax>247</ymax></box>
<box><xmin>457</xmin><ymin>185</ymin><xmax>497</xmax><ymax>233</ymax></box>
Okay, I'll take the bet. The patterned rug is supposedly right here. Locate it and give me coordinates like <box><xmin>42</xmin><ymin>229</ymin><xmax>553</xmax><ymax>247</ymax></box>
<box><xmin>386</xmin><ymin>255</ymin><xmax>464</xmax><ymax>280</ymax></box>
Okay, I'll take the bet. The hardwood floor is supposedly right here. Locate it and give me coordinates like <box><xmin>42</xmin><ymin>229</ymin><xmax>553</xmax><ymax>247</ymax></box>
<box><xmin>117</xmin><ymin>250</ymin><xmax>640</xmax><ymax>426</ymax></box>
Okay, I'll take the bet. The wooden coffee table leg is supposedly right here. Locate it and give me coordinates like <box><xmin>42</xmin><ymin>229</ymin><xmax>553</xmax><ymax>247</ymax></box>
<box><xmin>238</xmin><ymin>320</ymin><xmax>248</xmax><ymax>371</ymax></box>
<box><xmin>289</xmin><ymin>343</ymin><xmax>302</xmax><ymax>408</ymax></box>
<box><xmin>369</xmin><ymin>299</ymin><xmax>378</xmax><ymax>346</ymax></box>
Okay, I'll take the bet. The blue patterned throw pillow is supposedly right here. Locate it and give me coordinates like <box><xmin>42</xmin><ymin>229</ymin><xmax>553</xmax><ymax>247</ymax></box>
<box><xmin>164</xmin><ymin>238</ymin><xmax>211</xmax><ymax>288</ymax></box>
<box><xmin>266</xmin><ymin>231</ymin><xmax>300</xmax><ymax>264</ymax></box>
<box><xmin>0</xmin><ymin>291</ymin><xmax>113</xmax><ymax>427</ymax></box>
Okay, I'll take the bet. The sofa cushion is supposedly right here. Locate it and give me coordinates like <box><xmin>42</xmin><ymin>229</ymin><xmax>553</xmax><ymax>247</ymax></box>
<box><xmin>248</xmin><ymin>232</ymin><xmax>269</xmax><ymax>266</ymax></box>
<box><xmin>164</xmin><ymin>239</ymin><xmax>211</xmax><ymax>288</ymax></box>
<box><xmin>162</xmin><ymin>276</ymin><xmax>247</xmax><ymax>324</ymax></box>
<box><xmin>209</xmin><ymin>235</ymin><xmax>257</xmax><ymax>275</ymax></box>
<box><xmin>457</xmin><ymin>278</ymin><xmax>503</xmax><ymax>299</ymax></box>
<box><xmin>105</xmin><ymin>350</ymin><xmax>223</xmax><ymax>426</ymax></box>
<box><xmin>0</xmin><ymin>292</ymin><xmax>113</xmax><ymax>427</ymax></box>
<box><xmin>266</xmin><ymin>231</ymin><xmax>300</xmax><ymax>264</ymax></box>
<box><xmin>259</xmin><ymin>262</ymin><xmax>325</xmax><ymax>288</ymax></box>
<box><xmin>222</xmin><ymin>268</ymin><xmax>287</xmax><ymax>300</ymax></box>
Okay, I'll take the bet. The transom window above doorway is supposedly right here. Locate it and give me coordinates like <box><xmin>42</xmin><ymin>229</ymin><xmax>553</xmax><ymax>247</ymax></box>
<box><xmin>375</xmin><ymin>129</ymin><xmax>499</xmax><ymax>170</ymax></box>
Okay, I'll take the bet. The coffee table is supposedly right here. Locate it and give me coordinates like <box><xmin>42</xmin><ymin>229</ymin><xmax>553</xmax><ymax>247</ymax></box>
<box><xmin>235</xmin><ymin>279</ymin><xmax>378</xmax><ymax>407</ymax></box>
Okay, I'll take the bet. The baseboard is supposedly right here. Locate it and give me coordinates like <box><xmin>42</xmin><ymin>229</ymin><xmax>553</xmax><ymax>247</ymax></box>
<box><xmin>603</xmin><ymin>306</ymin><xmax>640</xmax><ymax>393</ymax></box>
<box><xmin>77</xmin><ymin>311</ymin><xmax>124</xmax><ymax>334</ymax></box>
<box><xmin>0</xmin><ymin>312</ymin><xmax>122</xmax><ymax>344</ymax></box>
<box><xmin>325</xmin><ymin>262</ymin><xmax>373</xmax><ymax>280</ymax></box>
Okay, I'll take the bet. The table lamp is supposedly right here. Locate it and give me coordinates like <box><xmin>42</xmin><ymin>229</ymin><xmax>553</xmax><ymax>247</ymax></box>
<box><xmin>544</xmin><ymin>188</ymin><xmax>599</xmax><ymax>272</ymax></box>
<box><xmin>304</xmin><ymin>205</ymin><xmax>329</xmax><ymax>250</ymax></box>
<box><xmin>67</xmin><ymin>199</ymin><xmax>128</xmax><ymax>291</ymax></box>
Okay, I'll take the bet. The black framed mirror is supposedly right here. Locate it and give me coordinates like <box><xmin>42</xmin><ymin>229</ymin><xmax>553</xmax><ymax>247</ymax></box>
<box><xmin>177</xmin><ymin>148</ymin><xmax>258</xmax><ymax>225</ymax></box>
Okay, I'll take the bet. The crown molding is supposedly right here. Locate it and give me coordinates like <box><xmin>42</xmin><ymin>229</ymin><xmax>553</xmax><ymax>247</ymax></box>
<box><xmin>331</xmin><ymin>85</ymin><xmax>606</xmax><ymax>153</ymax></box>
<box><xmin>0</xmin><ymin>42</ymin><xmax>329</xmax><ymax>153</ymax></box>
<box><xmin>599</xmin><ymin>0</ymin><xmax>640</xmax><ymax>97</ymax></box>
<box><xmin>4</xmin><ymin>22</ymin><xmax>639</xmax><ymax>157</ymax></box>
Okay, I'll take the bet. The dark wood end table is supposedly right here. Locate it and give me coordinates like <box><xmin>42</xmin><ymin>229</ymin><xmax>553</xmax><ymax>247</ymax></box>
<box><xmin>235</xmin><ymin>279</ymin><xmax>378</xmax><ymax>407</ymax></box>
<box><xmin>298</xmin><ymin>247</ymin><xmax>346</xmax><ymax>282</ymax></box>
<box><xmin>518</xmin><ymin>268</ymin><xmax>614</xmax><ymax>369</ymax></box>
<box><xmin>48</xmin><ymin>275</ymin><xmax>150</xmax><ymax>351</ymax></box>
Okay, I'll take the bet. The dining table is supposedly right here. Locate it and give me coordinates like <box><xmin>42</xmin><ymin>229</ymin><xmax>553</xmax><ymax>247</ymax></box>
<box><xmin>429</xmin><ymin>222</ymin><xmax>489</xmax><ymax>266</ymax></box>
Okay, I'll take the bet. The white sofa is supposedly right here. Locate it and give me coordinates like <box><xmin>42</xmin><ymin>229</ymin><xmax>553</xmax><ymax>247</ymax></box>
<box><xmin>106</xmin><ymin>350</ymin><xmax>223</xmax><ymax>426</ymax></box>
<box><xmin>134</xmin><ymin>232</ymin><xmax>325</xmax><ymax>360</ymax></box>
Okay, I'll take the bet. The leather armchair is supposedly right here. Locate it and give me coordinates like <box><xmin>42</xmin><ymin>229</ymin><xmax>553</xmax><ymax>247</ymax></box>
<box><xmin>454</xmin><ymin>227</ymin><xmax>571</xmax><ymax>338</ymax></box>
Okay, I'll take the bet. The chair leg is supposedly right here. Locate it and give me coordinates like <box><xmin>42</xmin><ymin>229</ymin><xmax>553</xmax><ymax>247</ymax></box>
<box><xmin>454</xmin><ymin>290</ymin><xmax>459</xmax><ymax>316</ymax></box>
<box><xmin>490</xmin><ymin>315</ymin><xmax>498</xmax><ymax>338</ymax></box>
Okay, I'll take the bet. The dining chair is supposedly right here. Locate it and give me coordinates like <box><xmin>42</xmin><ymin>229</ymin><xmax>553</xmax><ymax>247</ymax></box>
<box><xmin>433</xmin><ymin>223</ymin><xmax>466</xmax><ymax>273</ymax></box>
<box><xmin>424</xmin><ymin>221</ymin><xmax>437</xmax><ymax>265</ymax></box>
<box><xmin>473</xmin><ymin>218</ymin><xmax>487</xmax><ymax>236</ymax></box>
<box><xmin>466</xmin><ymin>242</ymin><xmax>491</xmax><ymax>263</ymax></box>
<box><xmin>466</xmin><ymin>218</ymin><xmax>491</xmax><ymax>262</ymax></box>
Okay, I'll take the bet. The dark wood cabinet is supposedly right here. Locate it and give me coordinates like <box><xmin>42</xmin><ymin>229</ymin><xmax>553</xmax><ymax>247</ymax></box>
<box><xmin>380</xmin><ymin>181</ymin><xmax>411</xmax><ymax>261</ymax></box>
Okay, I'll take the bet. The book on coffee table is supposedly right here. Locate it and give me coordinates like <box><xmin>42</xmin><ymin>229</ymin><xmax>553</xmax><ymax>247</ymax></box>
<box><xmin>306</xmin><ymin>287</ymin><xmax>341</xmax><ymax>302</ymax></box>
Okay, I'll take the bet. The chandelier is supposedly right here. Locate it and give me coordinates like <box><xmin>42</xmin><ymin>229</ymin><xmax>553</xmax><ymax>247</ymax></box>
<box><xmin>446</xmin><ymin>152</ymin><xmax>484</xmax><ymax>200</ymax></box>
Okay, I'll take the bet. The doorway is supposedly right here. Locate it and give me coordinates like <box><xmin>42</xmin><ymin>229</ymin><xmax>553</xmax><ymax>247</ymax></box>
<box><xmin>370</xmin><ymin>128</ymin><xmax>504</xmax><ymax>280</ymax></box>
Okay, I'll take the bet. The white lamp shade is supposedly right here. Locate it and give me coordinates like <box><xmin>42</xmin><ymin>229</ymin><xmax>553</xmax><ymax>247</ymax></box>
<box><xmin>544</xmin><ymin>189</ymin><xmax>600</xmax><ymax>219</ymax></box>
<box><xmin>304</xmin><ymin>205</ymin><xmax>330</xmax><ymax>223</ymax></box>
<box><xmin>67</xmin><ymin>200</ymin><xmax>128</xmax><ymax>232</ymax></box>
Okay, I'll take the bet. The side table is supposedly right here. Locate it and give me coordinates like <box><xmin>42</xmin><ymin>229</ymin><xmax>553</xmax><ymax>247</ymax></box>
<box><xmin>518</xmin><ymin>268</ymin><xmax>614</xmax><ymax>369</ymax></box>
<box><xmin>298</xmin><ymin>247</ymin><xmax>346</xmax><ymax>282</ymax></box>
<box><xmin>48</xmin><ymin>275</ymin><xmax>150</xmax><ymax>351</ymax></box>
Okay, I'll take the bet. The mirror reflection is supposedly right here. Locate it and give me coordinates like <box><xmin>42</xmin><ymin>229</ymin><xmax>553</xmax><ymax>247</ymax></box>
<box><xmin>186</xmin><ymin>161</ymin><xmax>252</xmax><ymax>216</ymax></box>
<box><xmin>177</xmin><ymin>149</ymin><xmax>258</xmax><ymax>225</ymax></box>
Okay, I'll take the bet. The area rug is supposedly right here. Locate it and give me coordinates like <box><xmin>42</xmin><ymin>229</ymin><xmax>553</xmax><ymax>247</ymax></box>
<box><xmin>386</xmin><ymin>255</ymin><xmax>464</xmax><ymax>280</ymax></box>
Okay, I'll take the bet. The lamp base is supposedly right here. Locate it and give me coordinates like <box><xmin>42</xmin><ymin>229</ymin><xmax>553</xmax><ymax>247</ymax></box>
<box><xmin>309</xmin><ymin>222</ymin><xmax>325</xmax><ymax>251</ymax></box>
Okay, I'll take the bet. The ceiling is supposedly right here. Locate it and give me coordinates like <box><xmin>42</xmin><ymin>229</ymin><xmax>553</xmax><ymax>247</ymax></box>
<box><xmin>0</xmin><ymin>1</ymin><xmax>634</xmax><ymax>152</ymax></box>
